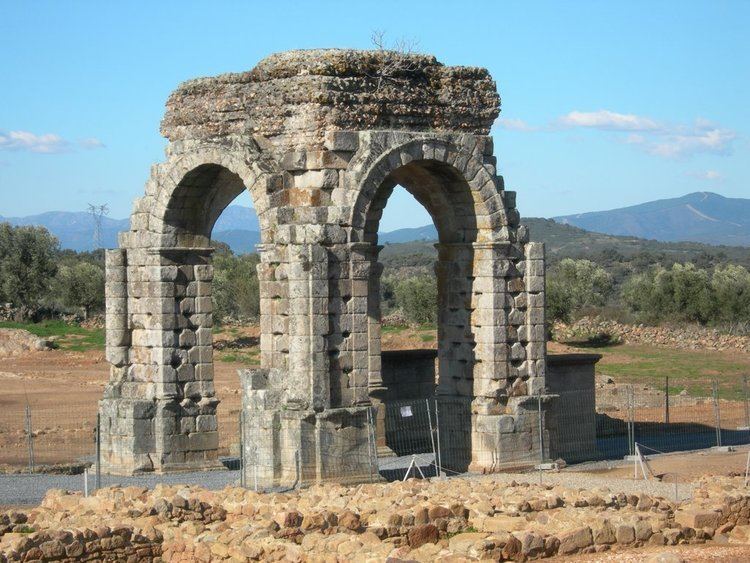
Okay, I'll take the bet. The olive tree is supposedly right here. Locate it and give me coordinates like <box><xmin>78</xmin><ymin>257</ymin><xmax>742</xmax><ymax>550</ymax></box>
<box><xmin>711</xmin><ymin>264</ymin><xmax>750</xmax><ymax>323</ymax></box>
<box><xmin>393</xmin><ymin>276</ymin><xmax>437</xmax><ymax>325</ymax></box>
<box><xmin>622</xmin><ymin>263</ymin><xmax>714</xmax><ymax>324</ymax></box>
<box><xmin>546</xmin><ymin>258</ymin><xmax>613</xmax><ymax>322</ymax></box>
<box><xmin>0</xmin><ymin>223</ymin><xmax>59</xmax><ymax>307</ymax></box>
<box><xmin>56</xmin><ymin>262</ymin><xmax>105</xmax><ymax>318</ymax></box>
<box><xmin>213</xmin><ymin>253</ymin><xmax>260</xmax><ymax>324</ymax></box>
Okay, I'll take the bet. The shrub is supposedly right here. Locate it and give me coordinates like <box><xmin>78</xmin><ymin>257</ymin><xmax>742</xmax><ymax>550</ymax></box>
<box><xmin>546</xmin><ymin>259</ymin><xmax>613</xmax><ymax>322</ymax></box>
<box><xmin>0</xmin><ymin>223</ymin><xmax>59</xmax><ymax>307</ymax></box>
<box><xmin>394</xmin><ymin>276</ymin><xmax>437</xmax><ymax>325</ymax></box>
<box><xmin>55</xmin><ymin>262</ymin><xmax>105</xmax><ymax>318</ymax></box>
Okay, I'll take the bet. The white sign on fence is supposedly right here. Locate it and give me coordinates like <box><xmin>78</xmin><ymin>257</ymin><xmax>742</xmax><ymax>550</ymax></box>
<box><xmin>400</xmin><ymin>406</ymin><xmax>413</xmax><ymax>418</ymax></box>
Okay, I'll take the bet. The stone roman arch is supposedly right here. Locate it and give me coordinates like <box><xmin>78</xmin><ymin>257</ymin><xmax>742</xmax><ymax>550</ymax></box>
<box><xmin>100</xmin><ymin>49</ymin><xmax>550</xmax><ymax>482</ymax></box>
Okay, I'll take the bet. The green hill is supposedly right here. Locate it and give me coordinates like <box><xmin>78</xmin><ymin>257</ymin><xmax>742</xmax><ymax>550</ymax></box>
<box><xmin>379</xmin><ymin>217</ymin><xmax>750</xmax><ymax>275</ymax></box>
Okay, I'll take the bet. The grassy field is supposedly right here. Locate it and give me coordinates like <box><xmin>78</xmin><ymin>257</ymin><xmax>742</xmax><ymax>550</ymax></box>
<box><xmin>215</xmin><ymin>349</ymin><xmax>260</xmax><ymax>364</ymax></box>
<box><xmin>0</xmin><ymin>320</ymin><xmax>104</xmax><ymax>352</ymax></box>
<box><xmin>3</xmin><ymin>320</ymin><xmax>748</xmax><ymax>399</ymax></box>
<box><xmin>562</xmin><ymin>342</ymin><xmax>750</xmax><ymax>400</ymax></box>
<box><xmin>382</xmin><ymin>323</ymin><xmax>436</xmax><ymax>343</ymax></box>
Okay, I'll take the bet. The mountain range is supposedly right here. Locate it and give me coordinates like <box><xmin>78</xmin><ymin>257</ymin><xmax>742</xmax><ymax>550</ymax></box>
<box><xmin>1</xmin><ymin>192</ymin><xmax>748</xmax><ymax>252</ymax></box>
<box><xmin>0</xmin><ymin>206</ymin><xmax>260</xmax><ymax>252</ymax></box>
<box><xmin>554</xmin><ymin>192</ymin><xmax>750</xmax><ymax>247</ymax></box>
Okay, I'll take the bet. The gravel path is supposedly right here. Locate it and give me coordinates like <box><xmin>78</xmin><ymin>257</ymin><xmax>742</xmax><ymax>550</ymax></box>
<box><xmin>0</xmin><ymin>455</ymin><xmax>431</xmax><ymax>506</ymax></box>
<box><xmin>0</xmin><ymin>469</ymin><xmax>241</xmax><ymax>507</ymax></box>
<box><xmin>0</xmin><ymin>457</ymin><xmax>694</xmax><ymax>507</ymax></box>
<box><xmin>489</xmin><ymin>471</ymin><xmax>693</xmax><ymax>501</ymax></box>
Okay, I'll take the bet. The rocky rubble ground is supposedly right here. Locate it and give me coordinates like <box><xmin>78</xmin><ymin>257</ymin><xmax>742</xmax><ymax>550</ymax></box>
<box><xmin>0</xmin><ymin>329</ymin><xmax>52</xmax><ymax>357</ymax></box>
<box><xmin>1</xmin><ymin>475</ymin><xmax>749</xmax><ymax>561</ymax></box>
<box><xmin>554</xmin><ymin>317</ymin><xmax>750</xmax><ymax>353</ymax></box>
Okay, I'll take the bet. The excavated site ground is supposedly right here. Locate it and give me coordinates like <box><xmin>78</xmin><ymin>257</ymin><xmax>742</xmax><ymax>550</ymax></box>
<box><xmin>2</xmin><ymin>325</ymin><xmax>750</xmax><ymax>559</ymax></box>
<box><xmin>2</xmin><ymin>474</ymin><xmax>750</xmax><ymax>561</ymax></box>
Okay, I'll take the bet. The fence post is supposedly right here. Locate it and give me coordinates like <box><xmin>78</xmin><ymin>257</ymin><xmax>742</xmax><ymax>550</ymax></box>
<box><xmin>743</xmin><ymin>375</ymin><xmax>750</xmax><ymax>430</ymax></box>
<box><xmin>627</xmin><ymin>385</ymin><xmax>635</xmax><ymax>457</ymax></box>
<box><xmin>425</xmin><ymin>399</ymin><xmax>438</xmax><ymax>478</ymax></box>
<box><xmin>664</xmin><ymin>376</ymin><xmax>670</xmax><ymax>424</ymax></box>
<box><xmin>537</xmin><ymin>393</ymin><xmax>544</xmax><ymax>484</ymax></box>
<box><xmin>295</xmin><ymin>449</ymin><xmax>302</xmax><ymax>488</ymax></box>
<box><xmin>239</xmin><ymin>410</ymin><xmax>245</xmax><ymax>488</ymax></box>
<box><xmin>95</xmin><ymin>413</ymin><xmax>101</xmax><ymax>490</ymax></box>
<box><xmin>434</xmin><ymin>399</ymin><xmax>442</xmax><ymax>477</ymax></box>
<box><xmin>712</xmin><ymin>379</ymin><xmax>722</xmax><ymax>447</ymax></box>
<box><xmin>24</xmin><ymin>405</ymin><xmax>34</xmax><ymax>474</ymax></box>
<box><xmin>366</xmin><ymin>407</ymin><xmax>376</xmax><ymax>483</ymax></box>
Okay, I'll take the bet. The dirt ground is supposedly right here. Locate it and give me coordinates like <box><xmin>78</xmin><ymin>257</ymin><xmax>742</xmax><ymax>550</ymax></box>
<box><xmin>559</xmin><ymin>543</ymin><xmax>750</xmax><ymax>562</ymax></box>
<box><xmin>0</xmin><ymin>344</ymin><xmax>248</xmax><ymax>467</ymax></box>
<box><xmin>0</xmin><ymin>323</ymin><xmax>430</xmax><ymax>468</ymax></box>
<box><xmin>570</xmin><ymin>447</ymin><xmax>750</xmax><ymax>484</ymax></box>
<box><xmin>1</xmin><ymin>325</ymin><xmax>749</xmax><ymax>471</ymax></box>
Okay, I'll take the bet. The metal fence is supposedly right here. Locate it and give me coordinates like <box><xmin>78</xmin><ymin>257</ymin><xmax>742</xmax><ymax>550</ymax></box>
<box><xmin>593</xmin><ymin>376</ymin><xmax>750</xmax><ymax>458</ymax></box>
<box><xmin>1</xmin><ymin>376</ymin><xmax>749</xmax><ymax>505</ymax></box>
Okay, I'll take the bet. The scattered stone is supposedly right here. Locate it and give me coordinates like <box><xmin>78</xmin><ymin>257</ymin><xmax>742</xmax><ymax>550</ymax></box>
<box><xmin>407</xmin><ymin>524</ymin><xmax>438</xmax><ymax>548</ymax></box>
<box><xmin>3</xmin><ymin>474</ymin><xmax>749</xmax><ymax>561</ymax></box>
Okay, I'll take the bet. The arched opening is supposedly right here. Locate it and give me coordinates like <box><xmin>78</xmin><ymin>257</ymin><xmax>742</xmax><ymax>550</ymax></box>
<box><xmin>157</xmin><ymin>162</ymin><xmax>264</xmax><ymax>465</ymax></box>
<box><xmin>362</xmin><ymin>159</ymin><xmax>478</xmax><ymax>475</ymax></box>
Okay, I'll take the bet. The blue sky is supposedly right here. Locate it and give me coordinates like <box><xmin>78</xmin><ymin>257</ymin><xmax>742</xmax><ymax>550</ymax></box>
<box><xmin>0</xmin><ymin>1</ymin><xmax>747</xmax><ymax>231</ymax></box>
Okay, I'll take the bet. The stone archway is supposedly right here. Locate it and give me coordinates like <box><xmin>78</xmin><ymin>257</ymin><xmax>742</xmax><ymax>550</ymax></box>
<box><xmin>100</xmin><ymin>152</ymin><xmax>272</xmax><ymax>474</ymax></box>
<box><xmin>101</xmin><ymin>49</ymin><xmax>551</xmax><ymax>483</ymax></box>
<box><xmin>358</xmin><ymin>157</ymin><xmax>483</xmax><ymax>473</ymax></box>
<box><xmin>348</xmin><ymin>137</ymin><xmax>545</xmax><ymax>474</ymax></box>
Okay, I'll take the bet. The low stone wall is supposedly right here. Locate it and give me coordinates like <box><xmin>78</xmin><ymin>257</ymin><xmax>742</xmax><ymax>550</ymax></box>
<box><xmin>0</xmin><ymin>526</ymin><xmax>162</xmax><ymax>562</ymax></box>
<box><xmin>0</xmin><ymin>329</ymin><xmax>52</xmax><ymax>357</ymax></box>
<box><xmin>555</xmin><ymin>316</ymin><xmax>750</xmax><ymax>352</ymax></box>
<box><xmin>2</xmin><ymin>477</ymin><xmax>749</xmax><ymax>561</ymax></box>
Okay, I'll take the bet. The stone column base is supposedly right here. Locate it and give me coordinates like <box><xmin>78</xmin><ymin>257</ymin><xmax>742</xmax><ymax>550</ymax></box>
<box><xmin>98</xmin><ymin>398</ymin><xmax>156</xmax><ymax>474</ymax></box>
<box><xmin>469</xmin><ymin>394</ymin><xmax>555</xmax><ymax>473</ymax></box>
<box><xmin>241</xmin><ymin>405</ymin><xmax>378</xmax><ymax>489</ymax></box>
<box><xmin>240</xmin><ymin>369</ymin><xmax>378</xmax><ymax>489</ymax></box>
<box><xmin>98</xmin><ymin>397</ymin><xmax>224</xmax><ymax>475</ymax></box>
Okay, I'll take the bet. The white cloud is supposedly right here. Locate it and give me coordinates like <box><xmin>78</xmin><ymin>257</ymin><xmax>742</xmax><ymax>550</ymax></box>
<box><xmin>644</xmin><ymin>126</ymin><xmax>736</xmax><ymax>159</ymax></box>
<box><xmin>0</xmin><ymin>130</ymin><xmax>71</xmax><ymax>153</ymax></box>
<box><xmin>79</xmin><ymin>137</ymin><xmax>106</xmax><ymax>149</ymax></box>
<box><xmin>558</xmin><ymin>110</ymin><xmax>660</xmax><ymax>131</ymax></box>
<box><xmin>494</xmin><ymin>109</ymin><xmax>736</xmax><ymax>160</ymax></box>
<box><xmin>687</xmin><ymin>170</ymin><xmax>724</xmax><ymax>181</ymax></box>
<box><xmin>496</xmin><ymin>117</ymin><xmax>539</xmax><ymax>132</ymax></box>
<box><xmin>558</xmin><ymin>112</ymin><xmax>736</xmax><ymax>159</ymax></box>
<box><xmin>0</xmin><ymin>130</ymin><xmax>106</xmax><ymax>154</ymax></box>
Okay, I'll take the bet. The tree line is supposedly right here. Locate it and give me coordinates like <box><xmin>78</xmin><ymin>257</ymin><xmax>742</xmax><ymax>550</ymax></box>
<box><xmin>385</xmin><ymin>256</ymin><xmax>750</xmax><ymax>328</ymax></box>
<box><xmin>2</xmin><ymin>222</ymin><xmax>748</xmax><ymax>328</ymax></box>
<box><xmin>0</xmin><ymin>224</ymin><xmax>104</xmax><ymax>319</ymax></box>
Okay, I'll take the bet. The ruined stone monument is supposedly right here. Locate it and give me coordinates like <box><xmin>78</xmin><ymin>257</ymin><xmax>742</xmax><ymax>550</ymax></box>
<box><xmin>100</xmin><ymin>49</ymin><xmax>551</xmax><ymax>483</ymax></box>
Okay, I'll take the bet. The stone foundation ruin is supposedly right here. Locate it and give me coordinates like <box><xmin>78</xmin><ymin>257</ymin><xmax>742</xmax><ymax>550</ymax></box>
<box><xmin>100</xmin><ymin>49</ymin><xmax>571</xmax><ymax>485</ymax></box>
